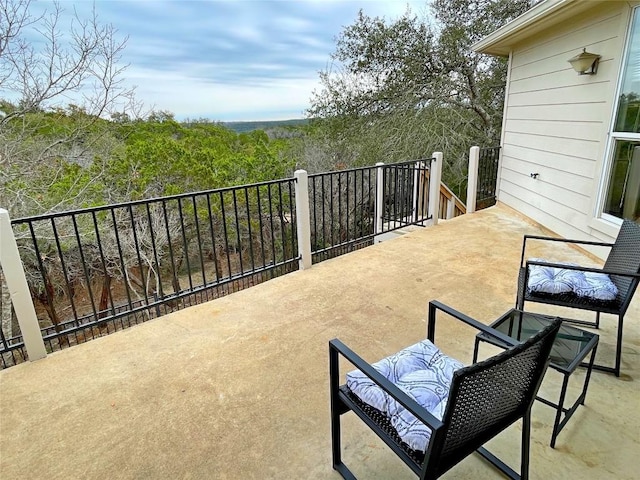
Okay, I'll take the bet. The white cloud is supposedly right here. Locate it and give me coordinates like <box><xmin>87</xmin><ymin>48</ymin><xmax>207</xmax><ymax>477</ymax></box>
<box><xmin>126</xmin><ymin>65</ymin><xmax>319</xmax><ymax>121</ymax></box>
<box><xmin>227</xmin><ymin>24</ymin><xmax>266</xmax><ymax>44</ymax></box>
<box><xmin>21</xmin><ymin>0</ymin><xmax>428</xmax><ymax>120</ymax></box>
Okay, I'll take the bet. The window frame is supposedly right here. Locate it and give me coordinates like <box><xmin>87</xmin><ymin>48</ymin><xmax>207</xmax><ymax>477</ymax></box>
<box><xmin>599</xmin><ymin>5</ymin><xmax>640</xmax><ymax>225</ymax></box>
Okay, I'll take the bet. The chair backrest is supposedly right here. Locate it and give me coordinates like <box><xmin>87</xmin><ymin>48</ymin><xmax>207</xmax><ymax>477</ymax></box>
<box><xmin>604</xmin><ymin>220</ymin><xmax>640</xmax><ymax>304</ymax></box>
<box><xmin>424</xmin><ymin>318</ymin><xmax>561</xmax><ymax>478</ymax></box>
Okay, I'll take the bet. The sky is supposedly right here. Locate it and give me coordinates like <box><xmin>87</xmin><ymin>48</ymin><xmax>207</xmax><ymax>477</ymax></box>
<box><xmin>28</xmin><ymin>0</ymin><xmax>429</xmax><ymax>122</ymax></box>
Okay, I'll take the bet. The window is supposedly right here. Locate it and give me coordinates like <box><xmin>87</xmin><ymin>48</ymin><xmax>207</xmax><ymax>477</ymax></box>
<box><xmin>606</xmin><ymin>7</ymin><xmax>640</xmax><ymax>222</ymax></box>
<box><xmin>603</xmin><ymin>141</ymin><xmax>640</xmax><ymax>220</ymax></box>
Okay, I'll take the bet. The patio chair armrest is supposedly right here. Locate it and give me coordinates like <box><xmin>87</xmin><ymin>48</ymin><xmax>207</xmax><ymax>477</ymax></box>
<box><xmin>520</xmin><ymin>235</ymin><xmax>614</xmax><ymax>267</ymax></box>
<box><xmin>427</xmin><ymin>300</ymin><xmax>517</xmax><ymax>348</ymax></box>
<box><xmin>329</xmin><ymin>338</ymin><xmax>444</xmax><ymax>432</ymax></box>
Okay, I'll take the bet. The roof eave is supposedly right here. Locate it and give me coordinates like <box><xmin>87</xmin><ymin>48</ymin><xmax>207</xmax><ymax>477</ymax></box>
<box><xmin>472</xmin><ymin>0</ymin><xmax>584</xmax><ymax>56</ymax></box>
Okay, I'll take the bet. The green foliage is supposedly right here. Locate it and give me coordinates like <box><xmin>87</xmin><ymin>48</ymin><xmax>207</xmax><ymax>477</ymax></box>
<box><xmin>1</xmin><ymin>103</ymin><xmax>123</xmax><ymax>214</ymax></box>
<box><xmin>109</xmin><ymin>114</ymin><xmax>295</xmax><ymax>200</ymax></box>
<box><xmin>306</xmin><ymin>0</ymin><xmax>535</xmax><ymax>197</ymax></box>
<box><xmin>1</xmin><ymin>104</ymin><xmax>298</xmax><ymax>217</ymax></box>
<box><xmin>615</xmin><ymin>93</ymin><xmax>640</xmax><ymax>133</ymax></box>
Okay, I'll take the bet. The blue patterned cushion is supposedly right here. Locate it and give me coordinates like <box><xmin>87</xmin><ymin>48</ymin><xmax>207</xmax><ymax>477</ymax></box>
<box><xmin>346</xmin><ymin>340</ymin><xmax>463</xmax><ymax>452</ymax></box>
<box><xmin>389</xmin><ymin>363</ymin><xmax>459</xmax><ymax>451</ymax></box>
<box><xmin>527</xmin><ymin>258</ymin><xmax>581</xmax><ymax>295</ymax></box>
<box><xmin>526</xmin><ymin>258</ymin><xmax>618</xmax><ymax>301</ymax></box>
<box><xmin>573</xmin><ymin>272</ymin><xmax>618</xmax><ymax>301</ymax></box>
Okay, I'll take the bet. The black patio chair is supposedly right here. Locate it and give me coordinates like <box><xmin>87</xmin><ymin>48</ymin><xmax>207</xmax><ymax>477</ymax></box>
<box><xmin>516</xmin><ymin>219</ymin><xmax>640</xmax><ymax>376</ymax></box>
<box><xmin>329</xmin><ymin>301</ymin><xmax>560</xmax><ymax>480</ymax></box>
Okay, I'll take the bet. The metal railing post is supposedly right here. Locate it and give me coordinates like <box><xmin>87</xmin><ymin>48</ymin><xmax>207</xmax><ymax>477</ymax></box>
<box><xmin>467</xmin><ymin>146</ymin><xmax>480</xmax><ymax>213</ymax></box>
<box><xmin>0</xmin><ymin>209</ymin><xmax>47</xmax><ymax>362</ymax></box>
<box><xmin>294</xmin><ymin>170</ymin><xmax>312</xmax><ymax>270</ymax></box>
<box><xmin>375</xmin><ymin>162</ymin><xmax>384</xmax><ymax>234</ymax></box>
<box><xmin>412</xmin><ymin>161</ymin><xmax>421</xmax><ymax>222</ymax></box>
<box><xmin>428</xmin><ymin>153</ymin><xmax>443</xmax><ymax>226</ymax></box>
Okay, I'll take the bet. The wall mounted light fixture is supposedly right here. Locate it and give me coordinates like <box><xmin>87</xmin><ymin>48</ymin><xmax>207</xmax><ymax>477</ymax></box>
<box><xmin>568</xmin><ymin>48</ymin><xmax>601</xmax><ymax>75</ymax></box>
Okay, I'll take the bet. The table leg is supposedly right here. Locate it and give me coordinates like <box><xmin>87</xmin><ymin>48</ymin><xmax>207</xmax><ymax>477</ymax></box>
<box><xmin>580</xmin><ymin>343</ymin><xmax>598</xmax><ymax>406</ymax></box>
<box><xmin>550</xmin><ymin>375</ymin><xmax>570</xmax><ymax>449</ymax></box>
<box><xmin>472</xmin><ymin>337</ymin><xmax>480</xmax><ymax>363</ymax></box>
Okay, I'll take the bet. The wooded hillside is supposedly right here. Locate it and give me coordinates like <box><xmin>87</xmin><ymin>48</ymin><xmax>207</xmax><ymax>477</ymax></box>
<box><xmin>1</xmin><ymin>0</ymin><xmax>537</xmax><ymax>219</ymax></box>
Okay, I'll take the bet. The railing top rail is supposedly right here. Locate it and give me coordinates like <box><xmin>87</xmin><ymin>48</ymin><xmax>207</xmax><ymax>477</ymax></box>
<box><xmin>384</xmin><ymin>158</ymin><xmax>434</xmax><ymax>167</ymax></box>
<box><xmin>440</xmin><ymin>185</ymin><xmax>453</xmax><ymax>200</ymax></box>
<box><xmin>307</xmin><ymin>164</ymin><xmax>378</xmax><ymax>178</ymax></box>
<box><xmin>440</xmin><ymin>183</ymin><xmax>466</xmax><ymax>213</ymax></box>
<box><xmin>307</xmin><ymin>158</ymin><xmax>434</xmax><ymax>179</ymax></box>
<box><xmin>11</xmin><ymin>176</ymin><xmax>296</xmax><ymax>224</ymax></box>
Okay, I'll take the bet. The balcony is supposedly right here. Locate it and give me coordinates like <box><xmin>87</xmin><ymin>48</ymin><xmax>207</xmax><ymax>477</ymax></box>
<box><xmin>1</xmin><ymin>204</ymin><xmax>638</xmax><ymax>479</ymax></box>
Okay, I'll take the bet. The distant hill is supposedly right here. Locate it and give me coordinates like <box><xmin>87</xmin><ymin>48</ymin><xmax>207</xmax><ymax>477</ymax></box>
<box><xmin>224</xmin><ymin>118</ymin><xmax>308</xmax><ymax>133</ymax></box>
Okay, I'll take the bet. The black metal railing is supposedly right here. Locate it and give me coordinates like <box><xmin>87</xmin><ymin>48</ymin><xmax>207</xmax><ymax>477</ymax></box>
<box><xmin>476</xmin><ymin>147</ymin><xmax>500</xmax><ymax>210</ymax></box>
<box><xmin>309</xmin><ymin>166</ymin><xmax>376</xmax><ymax>263</ymax></box>
<box><xmin>1</xmin><ymin>158</ymin><xmax>437</xmax><ymax>368</ymax></box>
<box><xmin>2</xmin><ymin>178</ymin><xmax>297</xmax><ymax>368</ymax></box>
<box><xmin>308</xmin><ymin>159</ymin><xmax>433</xmax><ymax>263</ymax></box>
<box><xmin>381</xmin><ymin>160</ymin><xmax>432</xmax><ymax>228</ymax></box>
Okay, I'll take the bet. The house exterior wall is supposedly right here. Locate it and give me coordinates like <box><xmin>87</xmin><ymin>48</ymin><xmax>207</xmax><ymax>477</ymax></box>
<box><xmin>497</xmin><ymin>2</ymin><xmax>636</xmax><ymax>256</ymax></box>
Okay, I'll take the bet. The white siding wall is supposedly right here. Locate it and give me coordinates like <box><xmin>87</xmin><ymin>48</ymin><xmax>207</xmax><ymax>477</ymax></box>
<box><xmin>499</xmin><ymin>3</ymin><xmax>632</xmax><ymax>254</ymax></box>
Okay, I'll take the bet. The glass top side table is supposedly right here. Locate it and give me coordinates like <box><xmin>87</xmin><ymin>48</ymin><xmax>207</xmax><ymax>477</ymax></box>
<box><xmin>473</xmin><ymin>309</ymin><xmax>599</xmax><ymax>448</ymax></box>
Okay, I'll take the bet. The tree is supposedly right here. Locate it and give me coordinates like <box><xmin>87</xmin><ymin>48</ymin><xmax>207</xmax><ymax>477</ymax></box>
<box><xmin>0</xmin><ymin>0</ymin><xmax>138</xmax><ymax>217</ymax></box>
<box><xmin>1</xmin><ymin>0</ymin><xmax>137</xmax><ymax>342</ymax></box>
<box><xmin>306</xmin><ymin>0</ymin><xmax>535</xmax><ymax>196</ymax></box>
<box><xmin>0</xmin><ymin>1</ymin><xmax>303</xmax><ymax>346</ymax></box>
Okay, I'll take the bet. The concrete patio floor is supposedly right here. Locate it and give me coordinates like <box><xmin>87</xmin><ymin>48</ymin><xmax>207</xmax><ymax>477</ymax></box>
<box><xmin>1</xmin><ymin>204</ymin><xmax>638</xmax><ymax>479</ymax></box>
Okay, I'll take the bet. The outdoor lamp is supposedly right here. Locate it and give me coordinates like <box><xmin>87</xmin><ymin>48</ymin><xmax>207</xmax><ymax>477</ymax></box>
<box><xmin>568</xmin><ymin>48</ymin><xmax>600</xmax><ymax>75</ymax></box>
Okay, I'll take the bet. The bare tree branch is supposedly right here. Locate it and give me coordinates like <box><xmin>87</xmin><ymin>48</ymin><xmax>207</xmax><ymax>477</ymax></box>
<box><xmin>0</xmin><ymin>0</ymin><xmax>139</xmax><ymax>218</ymax></box>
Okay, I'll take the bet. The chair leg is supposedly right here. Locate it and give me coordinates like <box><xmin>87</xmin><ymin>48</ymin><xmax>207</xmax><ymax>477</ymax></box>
<box><xmin>476</xmin><ymin>447</ymin><xmax>521</xmax><ymax>480</ymax></box>
<box><xmin>331</xmin><ymin>402</ymin><xmax>342</xmax><ymax>471</ymax></box>
<box><xmin>329</xmin><ymin>345</ymin><xmax>358</xmax><ymax>480</ymax></box>
<box><xmin>521</xmin><ymin>413</ymin><xmax>530</xmax><ymax>480</ymax></box>
<box><xmin>591</xmin><ymin>313</ymin><xmax>624</xmax><ymax>376</ymax></box>
<box><xmin>615</xmin><ymin>314</ymin><xmax>624</xmax><ymax>377</ymax></box>
<box><xmin>475</xmin><ymin>416</ymin><xmax>528</xmax><ymax>480</ymax></box>
<box><xmin>595</xmin><ymin>311</ymin><xmax>600</xmax><ymax>329</ymax></box>
<box><xmin>516</xmin><ymin>293</ymin><xmax>524</xmax><ymax>310</ymax></box>
<box><xmin>329</xmin><ymin>347</ymin><xmax>343</xmax><ymax>470</ymax></box>
<box><xmin>330</xmin><ymin>403</ymin><xmax>357</xmax><ymax>480</ymax></box>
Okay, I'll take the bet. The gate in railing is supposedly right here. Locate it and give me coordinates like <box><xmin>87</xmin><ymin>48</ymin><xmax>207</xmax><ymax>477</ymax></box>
<box><xmin>1</xmin><ymin>157</ymin><xmax>441</xmax><ymax>368</ymax></box>
<box><xmin>308</xmin><ymin>159</ymin><xmax>434</xmax><ymax>263</ymax></box>
<box><xmin>476</xmin><ymin>147</ymin><xmax>500</xmax><ymax>210</ymax></box>
<box><xmin>308</xmin><ymin>166</ymin><xmax>377</xmax><ymax>264</ymax></box>
<box><xmin>380</xmin><ymin>160</ymin><xmax>432</xmax><ymax>228</ymax></box>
